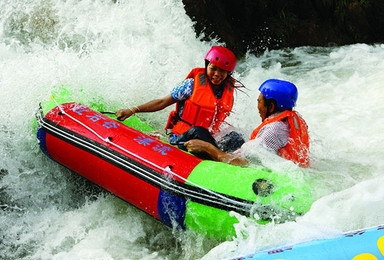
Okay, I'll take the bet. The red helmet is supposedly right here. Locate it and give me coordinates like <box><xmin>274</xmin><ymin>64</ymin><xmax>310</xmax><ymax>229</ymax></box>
<box><xmin>204</xmin><ymin>46</ymin><xmax>236</xmax><ymax>72</ymax></box>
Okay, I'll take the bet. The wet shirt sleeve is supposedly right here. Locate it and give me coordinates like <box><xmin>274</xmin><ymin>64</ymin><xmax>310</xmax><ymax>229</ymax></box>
<box><xmin>171</xmin><ymin>78</ymin><xmax>194</xmax><ymax>101</ymax></box>
<box><xmin>256</xmin><ymin>120</ymin><xmax>290</xmax><ymax>152</ymax></box>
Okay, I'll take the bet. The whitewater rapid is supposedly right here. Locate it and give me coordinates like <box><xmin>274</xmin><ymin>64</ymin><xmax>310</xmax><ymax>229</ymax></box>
<box><xmin>1</xmin><ymin>0</ymin><xmax>383</xmax><ymax>259</ymax></box>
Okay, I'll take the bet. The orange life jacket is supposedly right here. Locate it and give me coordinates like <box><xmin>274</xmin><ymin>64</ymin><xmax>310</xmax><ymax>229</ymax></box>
<box><xmin>250</xmin><ymin>111</ymin><xmax>310</xmax><ymax>168</ymax></box>
<box><xmin>165</xmin><ymin>68</ymin><xmax>234</xmax><ymax>135</ymax></box>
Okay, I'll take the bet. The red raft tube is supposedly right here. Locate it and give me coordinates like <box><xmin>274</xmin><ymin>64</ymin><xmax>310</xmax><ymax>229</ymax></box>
<box><xmin>36</xmin><ymin>101</ymin><xmax>315</xmax><ymax>240</ymax></box>
<box><xmin>37</xmin><ymin>102</ymin><xmax>202</xmax><ymax>227</ymax></box>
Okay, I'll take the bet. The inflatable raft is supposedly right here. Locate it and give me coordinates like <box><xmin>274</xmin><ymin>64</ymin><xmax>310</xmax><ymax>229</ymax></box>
<box><xmin>232</xmin><ymin>225</ymin><xmax>384</xmax><ymax>260</ymax></box>
<box><xmin>35</xmin><ymin>90</ymin><xmax>315</xmax><ymax>240</ymax></box>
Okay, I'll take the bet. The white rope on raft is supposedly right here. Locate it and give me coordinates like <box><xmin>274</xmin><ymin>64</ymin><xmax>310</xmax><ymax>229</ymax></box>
<box><xmin>50</xmin><ymin>97</ymin><xmax>251</xmax><ymax>208</ymax></box>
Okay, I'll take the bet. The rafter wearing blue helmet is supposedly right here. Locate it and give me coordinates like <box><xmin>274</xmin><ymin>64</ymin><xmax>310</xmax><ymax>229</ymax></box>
<box><xmin>251</xmin><ymin>79</ymin><xmax>310</xmax><ymax>167</ymax></box>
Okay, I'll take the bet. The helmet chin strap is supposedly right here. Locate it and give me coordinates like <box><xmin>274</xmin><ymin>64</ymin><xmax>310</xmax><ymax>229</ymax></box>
<box><xmin>265</xmin><ymin>110</ymin><xmax>272</xmax><ymax>119</ymax></box>
<box><xmin>205</xmin><ymin>60</ymin><xmax>233</xmax><ymax>91</ymax></box>
<box><xmin>205</xmin><ymin>63</ymin><xmax>227</xmax><ymax>88</ymax></box>
<box><xmin>265</xmin><ymin>102</ymin><xmax>275</xmax><ymax>119</ymax></box>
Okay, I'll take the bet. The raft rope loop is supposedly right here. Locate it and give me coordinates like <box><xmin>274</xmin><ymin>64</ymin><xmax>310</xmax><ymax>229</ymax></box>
<box><xmin>50</xmin><ymin>97</ymin><xmax>251</xmax><ymax>209</ymax></box>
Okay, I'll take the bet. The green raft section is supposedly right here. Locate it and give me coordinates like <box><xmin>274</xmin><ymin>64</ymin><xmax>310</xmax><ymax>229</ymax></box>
<box><xmin>36</xmin><ymin>86</ymin><xmax>154</xmax><ymax>133</ymax></box>
<box><xmin>185</xmin><ymin>161</ymin><xmax>313</xmax><ymax>240</ymax></box>
<box><xmin>37</xmin><ymin>86</ymin><xmax>315</xmax><ymax>241</ymax></box>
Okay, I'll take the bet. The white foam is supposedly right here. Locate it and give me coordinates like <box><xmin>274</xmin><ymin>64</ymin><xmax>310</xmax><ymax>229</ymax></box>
<box><xmin>1</xmin><ymin>0</ymin><xmax>384</xmax><ymax>259</ymax></box>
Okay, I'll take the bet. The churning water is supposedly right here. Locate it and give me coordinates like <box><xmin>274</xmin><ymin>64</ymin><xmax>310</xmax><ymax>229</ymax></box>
<box><xmin>1</xmin><ymin>0</ymin><xmax>383</xmax><ymax>259</ymax></box>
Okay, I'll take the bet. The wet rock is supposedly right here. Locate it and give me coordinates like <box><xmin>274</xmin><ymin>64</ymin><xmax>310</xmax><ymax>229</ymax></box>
<box><xmin>182</xmin><ymin>0</ymin><xmax>384</xmax><ymax>57</ymax></box>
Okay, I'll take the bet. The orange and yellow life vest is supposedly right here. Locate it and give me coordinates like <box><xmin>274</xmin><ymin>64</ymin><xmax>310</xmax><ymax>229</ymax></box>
<box><xmin>250</xmin><ymin>111</ymin><xmax>310</xmax><ymax>168</ymax></box>
<box><xmin>165</xmin><ymin>68</ymin><xmax>234</xmax><ymax>135</ymax></box>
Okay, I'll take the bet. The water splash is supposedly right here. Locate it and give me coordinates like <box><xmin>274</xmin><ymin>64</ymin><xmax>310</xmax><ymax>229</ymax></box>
<box><xmin>1</xmin><ymin>0</ymin><xmax>384</xmax><ymax>259</ymax></box>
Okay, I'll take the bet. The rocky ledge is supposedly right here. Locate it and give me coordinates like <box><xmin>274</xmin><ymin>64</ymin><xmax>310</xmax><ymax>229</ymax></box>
<box><xmin>183</xmin><ymin>0</ymin><xmax>384</xmax><ymax>56</ymax></box>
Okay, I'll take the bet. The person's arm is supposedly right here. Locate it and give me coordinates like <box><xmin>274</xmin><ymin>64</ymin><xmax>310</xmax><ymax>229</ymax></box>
<box><xmin>116</xmin><ymin>94</ymin><xmax>176</xmax><ymax>121</ymax></box>
<box><xmin>184</xmin><ymin>139</ymin><xmax>248</xmax><ymax>166</ymax></box>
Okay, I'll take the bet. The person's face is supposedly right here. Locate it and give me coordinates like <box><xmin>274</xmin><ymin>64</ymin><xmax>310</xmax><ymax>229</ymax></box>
<box><xmin>206</xmin><ymin>63</ymin><xmax>228</xmax><ymax>85</ymax></box>
<box><xmin>257</xmin><ymin>93</ymin><xmax>268</xmax><ymax>121</ymax></box>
